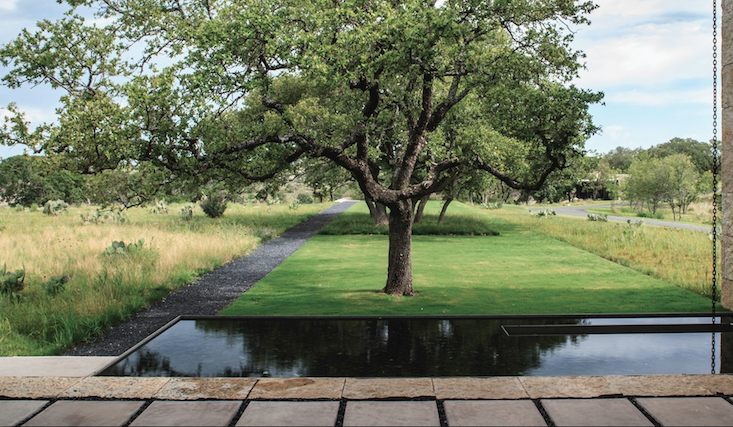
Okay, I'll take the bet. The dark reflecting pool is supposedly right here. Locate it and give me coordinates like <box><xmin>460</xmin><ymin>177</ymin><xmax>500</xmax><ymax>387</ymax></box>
<box><xmin>98</xmin><ymin>315</ymin><xmax>733</xmax><ymax>377</ymax></box>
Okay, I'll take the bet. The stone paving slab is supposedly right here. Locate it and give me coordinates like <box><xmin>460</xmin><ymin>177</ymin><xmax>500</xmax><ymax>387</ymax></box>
<box><xmin>2</xmin><ymin>375</ymin><xmax>732</xmax><ymax>401</ymax></box>
<box><xmin>519</xmin><ymin>376</ymin><xmax>619</xmax><ymax>399</ymax></box>
<box><xmin>236</xmin><ymin>401</ymin><xmax>340</xmax><ymax>426</ymax></box>
<box><xmin>636</xmin><ymin>397</ymin><xmax>733</xmax><ymax>426</ymax></box>
<box><xmin>154</xmin><ymin>378</ymin><xmax>257</xmax><ymax>400</ymax></box>
<box><xmin>606</xmin><ymin>375</ymin><xmax>728</xmax><ymax>397</ymax></box>
<box><xmin>443</xmin><ymin>400</ymin><xmax>546</xmax><ymax>426</ymax></box>
<box><xmin>0</xmin><ymin>357</ymin><xmax>116</xmax><ymax>377</ymax></box>
<box><xmin>433</xmin><ymin>377</ymin><xmax>529</xmax><ymax>400</ymax></box>
<box><xmin>0</xmin><ymin>377</ymin><xmax>81</xmax><ymax>399</ymax></box>
<box><xmin>343</xmin><ymin>401</ymin><xmax>440</xmax><ymax>426</ymax></box>
<box><xmin>130</xmin><ymin>400</ymin><xmax>242</xmax><ymax>426</ymax></box>
<box><xmin>59</xmin><ymin>377</ymin><xmax>170</xmax><ymax>399</ymax></box>
<box><xmin>22</xmin><ymin>400</ymin><xmax>145</xmax><ymax>426</ymax></box>
<box><xmin>342</xmin><ymin>378</ymin><xmax>435</xmax><ymax>399</ymax></box>
<box><xmin>0</xmin><ymin>400</ymin><xmax>49</xmax><ymax>426</ymax></box>
<box><xmin>248</xmin><ymin>378</ymin><xmax>345</xmax><ymax>399</ymax></box>
<box><xmin>541</xmin><ymin>398</ymin><xmax>653</xmax><ymax>426</ymax></box>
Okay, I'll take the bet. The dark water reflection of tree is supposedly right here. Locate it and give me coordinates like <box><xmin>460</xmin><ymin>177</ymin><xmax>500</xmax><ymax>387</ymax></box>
<box><xmin>106</xmin><ymin>318</ymin><xmax>584</xmax><ymax>377</ymax></box>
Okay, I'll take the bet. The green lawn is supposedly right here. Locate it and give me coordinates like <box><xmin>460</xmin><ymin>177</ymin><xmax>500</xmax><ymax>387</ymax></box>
<box><xmin>220</xmin><ymin>201</ymin><xmax>718</xmax><ymax>315</ymax></box>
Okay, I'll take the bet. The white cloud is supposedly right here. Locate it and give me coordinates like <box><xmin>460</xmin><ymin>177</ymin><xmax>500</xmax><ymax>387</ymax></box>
<box><xmin>574</xmin><ymin>4</ymin><xmax>710</xmax><ymax>90</ymax></box>
<box><xmin>603</xmin><ymin>125</ymin><xmax>626</xmax><ymax>140</ymax></box>
<box><xmin>0</xmin><ymin>0</ymin><xmax>18</xmax><ymax>11</ymax></box>
<box><xmin>607</xmin><ymin>87</ymin><xmax>711</xmax><ymax>106</ymax></box>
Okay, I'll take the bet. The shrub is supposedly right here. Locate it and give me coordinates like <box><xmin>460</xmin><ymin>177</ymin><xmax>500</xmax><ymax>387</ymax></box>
<box><xmin>637</xmin><ymin>211</ymin><xmax>664</xmax><ymax>220</ymax></box>
<box><xmin>530</xmin><ymin>208</ymin><xmax>556</xmax><ymax>218</ymax></box>
<box><xmin>179</xmin><ymin>205</ymin><xmax>194</xmax><ymax>221</ymax></box>
<box><xmin>42</xmin><ymin>200</ymin><xmax>69</xmax><ymax>216</ymax></box>
<box><xmin>296</xmin><ymin>193</ymin><xmax>314</xmax><ymax>204</ymax></box>
<box><xmin>44</xmin><ymin>275</ymin><xmax>70</xmax><ymax>297</ymax></box>
<box><xmin>200</xmin><ymin>194</ymin><xmax>228</xmax><ymax>218</ymax></box>
<box><xmin>149</xmin><ymin>199</ymin><xmax>169</xmax><ymax>214</ymax></box>
<box><xmin>1</xmin><ymin>264</ymin><xmax>25</xmax><ymax>303</ymax></box>
<box><xmin>587</xmin><ymin>213</ymin><xmax>608</xmax><ymax>222</ymax></box>
<box><xmin>80</xmin><ymin>208</ymin><xmax>128</xmax><ymax>225</ymax></box>
<box><xmin>481</xmin><ymin>202</ymin><xmax>502</xmax><ymax>210</ymax></box>
<box><xmin>104</xmin><ymin>238</ymin><xmax>146</xmax><ymax>256</ymax></box>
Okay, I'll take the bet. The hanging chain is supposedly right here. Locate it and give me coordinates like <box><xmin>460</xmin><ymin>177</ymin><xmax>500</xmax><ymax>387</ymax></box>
<box><xmin>711</xmin><ymin>0</ymin><xmax>719</xmax><ymax>375</ymax></box>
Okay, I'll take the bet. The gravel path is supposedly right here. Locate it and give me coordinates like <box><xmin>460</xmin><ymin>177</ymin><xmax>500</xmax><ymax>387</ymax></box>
<box><xmin>66</xmin><ymin>201</ymin><xmax>357</xmax><ymax>356</ymax></box>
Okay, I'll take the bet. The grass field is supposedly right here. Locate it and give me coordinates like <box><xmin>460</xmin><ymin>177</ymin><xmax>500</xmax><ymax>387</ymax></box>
<box><xmin>221</xmin><ymin>201</ymin><xmax>720</xmax><ymax>316</ymax></box>
<box><xmin>491</xmin><ymin>205</ymin><xmax>720</xmax><ymax>300</ymax></box>
<box><xmin>0</xmin><ymin>202</ymin><xmax>329</xmax><ymax>356</ymax></box>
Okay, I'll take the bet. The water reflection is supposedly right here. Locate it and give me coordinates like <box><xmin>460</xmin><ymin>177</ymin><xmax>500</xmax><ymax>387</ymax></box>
<box><xmin>98</xmin><ymin>317</ymin><xmax>731</xmax><ymax>377</ymax></box>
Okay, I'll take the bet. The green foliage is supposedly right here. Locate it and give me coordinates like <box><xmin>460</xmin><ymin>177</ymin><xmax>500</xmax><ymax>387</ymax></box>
<box><xmin>42</xmin><ymin>200</ymin><xmax>69</xmax><ymax>216</ymax></box>
<box><xmin>587</xmin><ymin>213</ymin><xmax>608</xmax><ymax>222</ymax></box>
<box><xmin>647</xmin><ymin>137</ymin><xmax>714</xmax><ymax>175</ymax></box>
<box><xmin>1</xmin><ymin>264</ymin><xmax>25</xmax><ymax>303</ymax></box>
<box><xmin>624</xmin><ymin>153</ymin><xmax>700</xmax><ymax>220</ymax></box>
<box><xmin>43</xmin><ymin>275</ymin><xmax>70</xmax><ymax>297</ymax></box>
<box><xmin>199</xmin><ymin>194</ymin><xmax>228</xmax><ymax>218</ymax></box>
<box><xmin>601</xmin><ymin>147</ymin><xmax>643</xmax><ymax>174</ymax></box>
<box><xmin>0</xmin><ymin>155</ymin><xmax>92</xmax><ymax>207</ymax></box>
<box><xmin>289</xmin><ymin>201</ymin><xmax>300</xmax><ymax>211</ymax></box>
<box><xmin>296</xmin><ymin>193</ymin><xmax>314</xmax><ymax>205</ymax></box>
<box><xmin>104</xmin><ymin>238</ymin><xmax>146</xmax><ymax>256</ymax></box>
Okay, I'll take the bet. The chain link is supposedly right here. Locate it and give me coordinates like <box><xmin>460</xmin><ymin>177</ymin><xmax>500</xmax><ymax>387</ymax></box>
<box><xmin>711</xmin><ymin>0</ymin><xmax>718</xmax><ymax>375</ymax></box>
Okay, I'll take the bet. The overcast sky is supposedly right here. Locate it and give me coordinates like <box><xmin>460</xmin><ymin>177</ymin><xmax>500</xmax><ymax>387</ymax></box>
<box><xmin>0</xmin><ymin>0</ymin><xmax>721</xmax><ymax>159</ymax></box>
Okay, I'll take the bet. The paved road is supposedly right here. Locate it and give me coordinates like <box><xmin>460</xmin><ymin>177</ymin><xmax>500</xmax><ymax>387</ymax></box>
<box><xmin>531</xmin><ymin>203</ymin><xmax>711</xmax><ymax>232</ymax></box>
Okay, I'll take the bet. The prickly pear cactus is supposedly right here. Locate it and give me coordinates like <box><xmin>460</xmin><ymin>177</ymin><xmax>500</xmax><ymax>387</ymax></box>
<box><xmin>1</xmin><ymin>264</ymin><xmax>25</xmax><ymax>303</ymax></box>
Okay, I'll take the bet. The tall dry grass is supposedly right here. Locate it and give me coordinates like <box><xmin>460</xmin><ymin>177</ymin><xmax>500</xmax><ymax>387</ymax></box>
<box><xmin>0</xmin><ymin>202</ymin><xmax>327</xmax><ymax>356</ymax></box>
<box><xmin>490</xmin><ymin>206</ymin><xmax>720</xmax><ymax>300</ymax></box>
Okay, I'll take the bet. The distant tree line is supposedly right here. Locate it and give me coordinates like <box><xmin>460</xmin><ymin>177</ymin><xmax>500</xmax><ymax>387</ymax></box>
<box><xmin>600</xmin><ymin>137</ymin><xmax>715</xmax><ymax>220</ymax></box>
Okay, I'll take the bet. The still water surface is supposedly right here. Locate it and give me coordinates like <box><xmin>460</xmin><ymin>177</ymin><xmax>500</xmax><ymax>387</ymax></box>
<box><xmin>98</xmin><ymin>316</ymin><xmax>732</xmax><ymax>377</ymax></box>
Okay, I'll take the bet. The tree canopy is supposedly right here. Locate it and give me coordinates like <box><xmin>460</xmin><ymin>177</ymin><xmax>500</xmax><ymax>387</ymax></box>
<box><xmin>1</xmin><ymin>0</ymin><xmax>602</xmax><ymax>295</ymax></box>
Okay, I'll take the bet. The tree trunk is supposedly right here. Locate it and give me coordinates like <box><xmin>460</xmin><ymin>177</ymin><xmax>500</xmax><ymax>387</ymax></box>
<box><xmin>438</xmin><ymin>197</ymin><xmax>453</xmax><ymax>225</ymax></box>
<box><xmin>670</xmin><ymin>202</ymin><xmax>677</xmax><ymax>221</ymax></box>
<box><xmin>413</xmin><ymin>195</ymin><xmax>429</xmax><ymax>224</ymax></box>
<box><xmin>374</xmin><ymin>202</ymin><xmax>388</xmax><ymax>226</ymax></box>
<box><xmin>383</xmin><ymin>199</ymin><xmax>415</xmax><ymax>296</ymax></box>
<box><xmin>364</xmin><ymin>192</ymin><xmax>389</xmax><ymax>226</ymax></box>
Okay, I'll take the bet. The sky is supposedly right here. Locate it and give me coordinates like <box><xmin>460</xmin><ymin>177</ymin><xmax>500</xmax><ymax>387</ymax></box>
<box><xmin>0</xmin><ymin>0</ymin><xmax>721</xmax><ymax>159</ymax></box>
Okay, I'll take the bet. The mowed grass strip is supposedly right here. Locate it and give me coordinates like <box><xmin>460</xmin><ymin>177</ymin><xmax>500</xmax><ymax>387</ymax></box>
<box><xmin>221</xmin><ymin>201</ymin><xmax>717</xmax><ymax>315</ymax></box>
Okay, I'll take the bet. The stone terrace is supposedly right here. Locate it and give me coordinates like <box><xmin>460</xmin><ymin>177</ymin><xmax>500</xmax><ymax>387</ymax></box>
<box><xmin>2</xmin><ymin>357</ymin><xmax>733</xmax><ymax>426</ymax></box>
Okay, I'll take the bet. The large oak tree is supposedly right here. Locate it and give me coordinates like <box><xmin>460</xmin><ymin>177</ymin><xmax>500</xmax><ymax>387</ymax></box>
<box><xmin>1</xmin><ymin>0</ymin><xmax>602</xmax><ymax>296</ymax></box>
